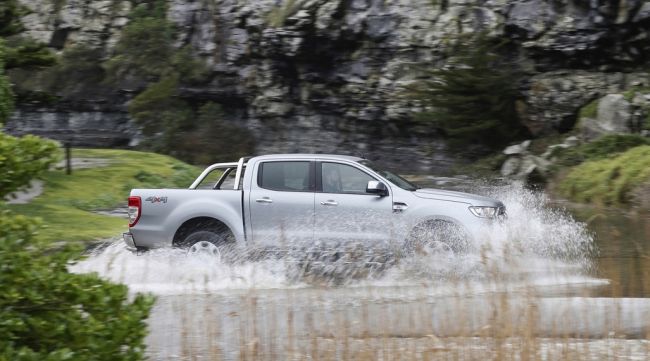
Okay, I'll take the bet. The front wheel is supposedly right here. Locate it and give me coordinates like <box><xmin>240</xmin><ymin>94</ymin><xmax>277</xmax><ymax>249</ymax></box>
<box><xmin>406</xmin><ymin>220</ymin><xmax>470</xmax><ymax>255</ymax></box>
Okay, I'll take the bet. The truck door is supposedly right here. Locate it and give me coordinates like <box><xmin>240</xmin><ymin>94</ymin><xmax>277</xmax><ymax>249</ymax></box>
<box><xmin>248</xmin><ymin>160</ymin><xmax>315</xmax><ymax>247</ymax></box>
<box><xmin>314</xmin><ymin>161</ymin><xmax>393</xmax><ymax>244</ymax></box>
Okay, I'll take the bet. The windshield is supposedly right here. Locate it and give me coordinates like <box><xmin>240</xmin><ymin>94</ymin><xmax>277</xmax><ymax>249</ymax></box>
<box><xmin>357</xmin><ymin>160</ymin><xmax>420</xmax><ymax>191</ymax></box>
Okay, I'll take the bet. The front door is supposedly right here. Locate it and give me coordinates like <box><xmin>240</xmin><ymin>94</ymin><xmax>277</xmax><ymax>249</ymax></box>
<box><xmin>248</xmin><ymin>160</ymin><xmax>315</xmax><ymax>247</ymax></box>
<box><xmin>314</xmin><ymin>161</ymin><xmax>393</xmax><ymax>244</ymax></box>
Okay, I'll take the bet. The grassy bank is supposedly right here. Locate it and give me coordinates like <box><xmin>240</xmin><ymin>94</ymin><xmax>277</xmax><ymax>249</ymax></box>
<box><xmin>7</xmin><ymin>148</ymin><xmax>199</xmax><ymax>243</ymax></box>
<box><xmin>558</xmin><ymin>145</ymin><xmax>650</xmax><ymax>206</ymax></box>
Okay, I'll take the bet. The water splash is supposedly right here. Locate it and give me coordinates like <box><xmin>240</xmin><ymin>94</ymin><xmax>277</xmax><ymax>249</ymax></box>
<box><xmin>71</xmin><ymin>183</ymin><xmax>602</xmax><ymax>294</ymax></box>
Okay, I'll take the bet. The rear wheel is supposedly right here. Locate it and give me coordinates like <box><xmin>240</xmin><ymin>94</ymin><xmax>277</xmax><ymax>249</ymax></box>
<box><xmin>180</xmin><ymin>229</ymin><xmax>235</xmax><ymax>261</ymax></box>
<box><xmin>406</xmin><ymin>220</ymin><xmax>470</xmax><ymax>255</ymax></box>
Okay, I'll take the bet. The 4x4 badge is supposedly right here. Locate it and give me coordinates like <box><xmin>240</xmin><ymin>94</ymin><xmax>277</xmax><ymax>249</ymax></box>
<box><xmin>145</xmin><ymin>196</ymin><xmax>168</xmax><ymax>204</ymax></box>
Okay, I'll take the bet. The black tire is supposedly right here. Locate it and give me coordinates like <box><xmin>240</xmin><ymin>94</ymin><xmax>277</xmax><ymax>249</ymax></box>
<box><xmin>179</xmin><ymin>229</ymin><xmax>235</xmax><ymax>260</ymax></box>
<box><xmin>406</xmin><ymin>220</ymin><xmax>470</xmax><ymax>255</ymax></box>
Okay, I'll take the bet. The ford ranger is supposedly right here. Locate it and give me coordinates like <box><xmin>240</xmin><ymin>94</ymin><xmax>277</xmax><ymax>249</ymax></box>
<box><xmin>124</xmin><ymin>154</ymin><xmax>506</xmax><ymax>257</ymax></box>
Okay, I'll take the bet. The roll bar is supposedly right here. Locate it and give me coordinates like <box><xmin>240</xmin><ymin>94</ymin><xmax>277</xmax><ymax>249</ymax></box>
<box><xmin>188</xmin><ymin>157</ymin><xmax>249</xmax><ymax>190</ymax></box>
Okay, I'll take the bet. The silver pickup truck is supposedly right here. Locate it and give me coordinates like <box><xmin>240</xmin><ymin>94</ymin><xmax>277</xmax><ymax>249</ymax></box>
<box><xmin>124</xmin><ymin>154</ymin><xmax>505</xmax><ymax>257</ymax></box>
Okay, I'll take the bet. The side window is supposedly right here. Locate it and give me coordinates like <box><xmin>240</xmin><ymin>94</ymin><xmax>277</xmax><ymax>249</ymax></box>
<box><xmin>259</xmin><ymin>162</ymin><xmax>311</xmax><ymax>192</ymax></box>
<box><xmin>322</xmin><ymin>162</ymin><xmax>375</xmax><ymax>194</ymax></box>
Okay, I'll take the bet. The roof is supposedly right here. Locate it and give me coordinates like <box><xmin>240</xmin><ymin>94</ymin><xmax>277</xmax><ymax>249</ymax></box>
<box><xmin>248</xmin><ymin>154</ymin><xmax>364</xmax><ymax>162</ymax></box>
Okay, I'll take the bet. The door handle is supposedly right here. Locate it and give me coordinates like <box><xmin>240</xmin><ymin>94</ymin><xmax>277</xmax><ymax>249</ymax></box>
<box><xmin>256</xmin><ymin>197</ymin><xmax>273</xmax><ymax>204</ymax></box>
<box><xmin>320</xmin><ymin>200</ymin><xmax>338</xmax><ymax>206</ymax></box>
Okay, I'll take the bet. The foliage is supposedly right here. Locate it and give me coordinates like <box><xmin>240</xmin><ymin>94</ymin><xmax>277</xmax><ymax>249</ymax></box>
<box><xmin>0</xmin><ymin>39</ymin><xmax>13</xmax><ymax>123</ymax></box>
<box><xmin>0</xmin><ymin>132</ymin><xmax>61</xmax><ymax>197</ymax></box>
<box><xmin>0</xmin><ymin>0</ymin><xmax>24</xmax><ymax>36</ymax></box>
<box><xmin>128</xmin><ymin>75</ymin><xmax>192</xmax><ymax>147</ymax></box>
<box><xmin>0</xmin><ymin>210</ymin><xmax>155</xmax><ymax>360</ymax></box>
<box><xmin>559</xmin><ymin>145</ymin><xmax>650</xmax><ymax>206</ymax></box>
<box><xmin>553</xmin><ymin>134</ymin><xmax>650</xmax><ymax>167</ymax></box>
<box><xmin>104</xmin><ymin>0</ymin><xmax>207</xmax><ymax>84</ymax></box>
<box><xmin>4</xmin><ymin>37</ymin><xmax>57</xmax><ymax>69</ymax></box>
<box><xmin>128</xmin><ymin>73</ymin><xmax>253</xmax><ymax>163</ymax></box>
<box><xmin>45</xmin><ymin>45</ymin><xmax>106</xmax><ymax>98</ymax></box>
<box><xmin>2</xmin><ymin>45</ymin><xmax>154</xmax><ymax>359</ymax></box>
<box><xmin>411</xmin><ymin>33</ymin><xmax>528</xmax><ymax>149</ymax></box>
<box><xmin>8</xmin><ymin>148</ymin><xmax>199</xmax><ymax>243</ymax></box>
<box><xmin>174</xmin><ymin>102</ymin><xmax>255</xmax><ymax>164</ymax></box>
<box><xmin>104</xmin><ymin>12</ymin><xmax>175</xmax><ymax>81</ymax></box>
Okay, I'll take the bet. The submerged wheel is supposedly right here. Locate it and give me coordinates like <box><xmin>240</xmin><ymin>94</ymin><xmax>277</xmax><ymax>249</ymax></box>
<box><xmin>406</xmin><ymin>220</ymin><xmax>470</xmax><ymax>255</ymax></box>
<box><xmin>180</xmin><ymin>229</ymin><xmax>235</xmax><ymax>260</ymax></box>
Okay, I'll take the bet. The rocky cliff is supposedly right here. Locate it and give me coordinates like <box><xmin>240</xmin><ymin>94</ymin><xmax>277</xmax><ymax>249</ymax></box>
<box><xmin>7</xmin><ymin>0</ymin><xmax>650</xmax><ymax>172</ymax></box>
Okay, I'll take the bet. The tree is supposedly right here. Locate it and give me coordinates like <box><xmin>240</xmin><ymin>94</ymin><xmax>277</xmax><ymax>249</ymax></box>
<box><xmin>412</xmin><ymin>33</ymin><xmax>528</xmax><ymax>149</ymax></box>
<box><xmin>0</xmin><ymin>39</ymin><xmax>155</xmax><ymax>361</ymax></box>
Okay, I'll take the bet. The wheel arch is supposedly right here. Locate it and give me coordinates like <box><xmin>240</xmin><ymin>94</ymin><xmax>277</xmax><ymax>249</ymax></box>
<box><xmin>172</xmin><ymin>216</ymin><xmax>234</xmax><ymax>247</ymax></box>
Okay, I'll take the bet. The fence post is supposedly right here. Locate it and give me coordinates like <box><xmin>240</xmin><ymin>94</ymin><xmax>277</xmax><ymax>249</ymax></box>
<box><xmin>65</xmin><ymin>142</ymin><xmax>72</xmax><ymax>175</ymax></box>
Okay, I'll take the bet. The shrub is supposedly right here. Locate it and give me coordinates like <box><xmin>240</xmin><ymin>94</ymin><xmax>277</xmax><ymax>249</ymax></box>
<box><xmin>0</xmin><ymin>210</ymin><xmax>155</xmax><ymax>360</ymax></box>
<box><xmin>128</xmin><ymin>75</ymin><xmax>192</xmax><ymax>142</ymax></box>
<box><xmin>104</xmin><ymin>1</ymin><xmax>175</xmax><ymax>83</ymax></box>
<box><xmin>0</xmin><ymin>0</ymin><xmax>24</xmax><ymax>36</ymax></box>
<box><xmin>45</xmin><ymin>45</ymin><xmax>106</xmax><ymax>98</ymax></box>
<box><xmin>411</xmin><ymin>33</ymin><xmax>528</xmax><ymax>149</ymax></box>
<box><xmin>0</xmin><ymin>132</ymin><xmax>61</xmax><ymax>196</ymax></box>
<box><xmin>174</xmin><ymin>102</ymin><xmax>255</xmax><ymax>164</ymax></box>
<box><xmin>4</xmin><ymin>37</ymin><xmax>57</xmax><ymax>69</ymax></box>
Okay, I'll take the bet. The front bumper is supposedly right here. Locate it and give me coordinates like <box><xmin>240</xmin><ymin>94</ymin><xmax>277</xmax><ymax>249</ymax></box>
<box><xmin>123</xmin><ymin>232</ymin><xmax>137</xmax><ymax>252</ymax></box>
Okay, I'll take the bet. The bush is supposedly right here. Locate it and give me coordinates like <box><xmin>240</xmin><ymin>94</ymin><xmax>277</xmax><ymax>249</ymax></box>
<box><xmin>104</xmin><ymin>15</ymin><xmax>174</xmax><ymax>82</ymax></box>
<box><xmin>0</xmin><ymin>0</ymin><xmax>24</xmax><ymax>36</ymax></box>
<box><xmin>45</xmin><ymin>45</ymin><xmax>106</xmax><ymax>98</ymax></box>
<box><xmin>174</xmin><ymin>102</ymin><xmax>255</xmax><ymax>164</ymax></box>
<box><xmin>4</xmin><ymin>37</ymin><xmax>56</xmax><ymax>69</ymax></box>
<box><xmin>0</xmin><ymin>210</ymin><xmax>155</xmax><ymax>361</ymax></box>
<box><xmin>128</xmin><ymin>75</ymin><xmax>192</xmax><ymax>140</ymax></box>
<box><xmin>0</xmin><ymin>132</ymin><xmax>61</xmax><ymax>197</ymax></box>
<box><xmin>411</xmin><ymin>33</ymin><xmax>528</xmax><ymax>149</ymax></box>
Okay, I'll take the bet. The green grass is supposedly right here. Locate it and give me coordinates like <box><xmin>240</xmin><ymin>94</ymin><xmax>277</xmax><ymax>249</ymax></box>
<box><xmin>559</xmin><ymin>145</ymin><xmax>650</xmax><ymax>206</ymax></box>
<box><xmin>578</xmin><ymin>99</ymin><xmax>598</xmax><ymax>120</ymax></box>
<box><xmin>552</xmin><ymin>134</ymin><xmax>650</xmax><ymax>167</ymax></box>
<box><xmin>7</xmin><ymin>148</ymin><xmax>200</xmax><ymax>243</ymax></box>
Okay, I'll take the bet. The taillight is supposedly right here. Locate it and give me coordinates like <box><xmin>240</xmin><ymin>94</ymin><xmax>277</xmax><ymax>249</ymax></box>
<box><xmin>128</xmin><ymin>196</ymin><xmax>141</xmax><ymax>227</ymax></box>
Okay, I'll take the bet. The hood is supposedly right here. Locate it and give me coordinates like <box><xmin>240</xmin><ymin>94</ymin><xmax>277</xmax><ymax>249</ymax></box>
<box><xmin>413</xmin><ymin>188</ymin><xmax>504</xmax><ymax>207</ymax></box>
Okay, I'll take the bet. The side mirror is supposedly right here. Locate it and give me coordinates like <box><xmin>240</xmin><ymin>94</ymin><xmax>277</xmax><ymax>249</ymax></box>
<box><xmin>366</xmin><ymin>181</ymin><xmax>388</xmax><ymax>196</ymax></box>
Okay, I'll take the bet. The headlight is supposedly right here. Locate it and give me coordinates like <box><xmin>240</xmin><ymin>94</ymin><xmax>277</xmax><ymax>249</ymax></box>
<box><xmin>469</xmin><ymin>206</ymin><xmax>499</xmax><ymax>219</ymax></box>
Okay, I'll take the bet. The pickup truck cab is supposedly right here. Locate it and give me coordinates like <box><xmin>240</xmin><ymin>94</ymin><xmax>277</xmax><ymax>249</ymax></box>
<box><xmin>124</xmin><ymin>154</ymin><xmax>505</xmax><ymax>256</ymax></box>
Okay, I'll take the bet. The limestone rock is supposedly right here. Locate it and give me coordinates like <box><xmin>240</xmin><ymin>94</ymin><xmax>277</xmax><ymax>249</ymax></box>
<box><xmin>503</xmin><ymin>140</ymin><xmax>531</xmax><ymax>155</ymax></box>
<box><xmin>9</xmin><ymin>0</ymin><xmax>650</xmax><ymax>172</ymax></box>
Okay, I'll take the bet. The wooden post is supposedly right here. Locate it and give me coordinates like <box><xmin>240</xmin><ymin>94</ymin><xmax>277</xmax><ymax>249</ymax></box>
<box><xmin>65</xmin><ymin>142</ymin><xmax>72</xmax><ymax>175</ymax></box>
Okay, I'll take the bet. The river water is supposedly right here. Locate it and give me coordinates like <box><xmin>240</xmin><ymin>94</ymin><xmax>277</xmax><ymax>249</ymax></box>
<box><xmin>71</xmin><ymin>181</ymin><xmax>650</xmax><ymax>360</ymax></box>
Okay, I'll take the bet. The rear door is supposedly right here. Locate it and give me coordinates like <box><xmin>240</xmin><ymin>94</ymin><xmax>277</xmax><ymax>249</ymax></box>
<box><xmin>248</xmin><ymin>160</ymin><xmax>315</xmax><ymax>247</ymax></box>
<box><xmin>314</xmin><ymin>161</ymin><xmax>394</xmax><ymax>243</ymax></box>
